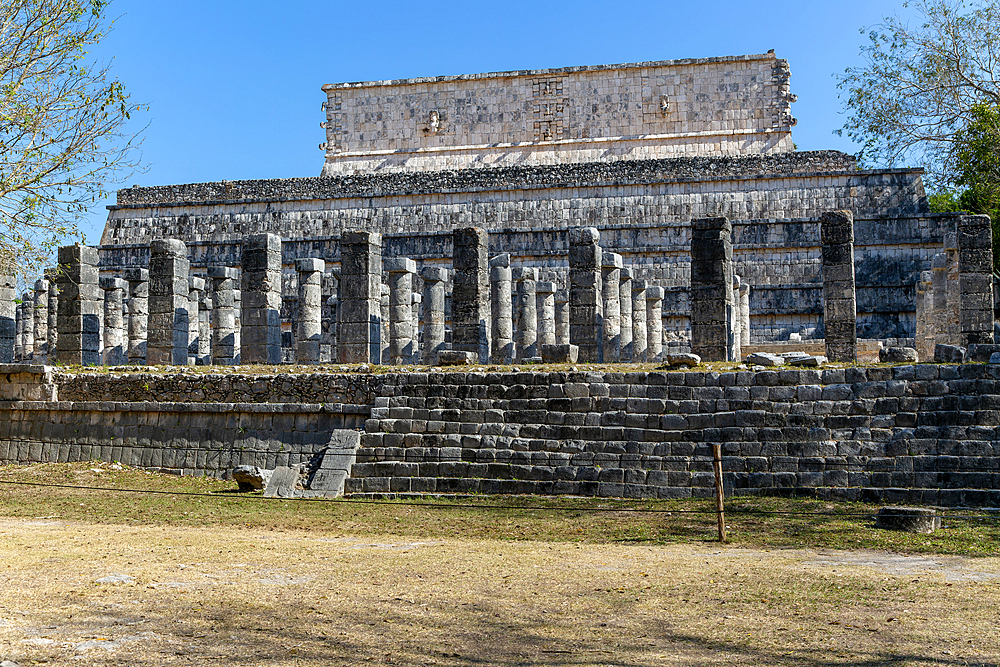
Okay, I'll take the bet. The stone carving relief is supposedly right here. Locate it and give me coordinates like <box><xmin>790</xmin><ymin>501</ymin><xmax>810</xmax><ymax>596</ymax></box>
<box><xmin>532</xmin><ymin>77</ymin><xmax>567</xmax><ymax>142</ymax></box>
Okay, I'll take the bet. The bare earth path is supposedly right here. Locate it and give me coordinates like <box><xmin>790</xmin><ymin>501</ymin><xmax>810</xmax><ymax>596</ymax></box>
<box><xmin>1</xmin><ymin>518</ymin><xmax>998</xmax><ymax>666</ymax></box>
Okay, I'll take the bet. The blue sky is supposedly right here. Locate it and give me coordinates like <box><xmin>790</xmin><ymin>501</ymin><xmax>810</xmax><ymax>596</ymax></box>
<box><xmin>84</xmin><ymin>0</ymin><xmax>920</xmax><ymax>243</ymax></box>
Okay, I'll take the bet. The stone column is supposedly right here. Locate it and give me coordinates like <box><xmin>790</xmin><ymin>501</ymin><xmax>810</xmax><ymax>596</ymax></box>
<box><xmin>100</xmin><ymin>277</ymin><xmax>127</xmax><ymax>366</ymax></box>
<box><xmin>296</xmin><ymin>258</ymin><xmax>325</xmax><ymax>364</ymax></box>
<box><xmin>338</xmin><ymin>230</ymin><xmax>382</xmax><ymax>364</ymax></box>
<box><xmin>918</xmin><ymin>270</ymin><xmax>935</xmax><ymax>360</ymax></box>
<box><xmin>385</xmin><ymin>257</ymin><xmax>416</xmax><ymax>366</ymax></box>
<box><xmin>739</xmin><ymin>281</ymin><xmax>751</xmax><ymax>347</ymax></box>
<box><xmin>619</xmin><ymin>267</ymin><xmax>633</xmax><ymax>362</ymax></box>
<box><xmin>554</xmin><ymin>289</ymin><xmax>570</xmax><ymax>346</ymax></box>
<box><xmin>646</xmin><ymin>286</ymin><xmax>664</xmax><ymax>363</ymax></box>
<box><xmin>147</xmin><ymin>239</ymin><xmax>190</xmax><ymax>366</ymax></box>
<box><xmin>569</xmin><ymin>227</ymin><xmax>603</xmax><ymax>363</ymax></box>
<box><xmin>690</xmin><ymin>217</ymin><xmax>735</xmax><ymax>362</ymax></box>
<box><xmin>932</xmin><ymin>252</ymin><xmax>950</xmax><ymax>349</ymax></box>
<box><xmin>820</xmin><ymin>210</ymin><xmax>857</xmax><ymax>363</ymax></box>
<box><xmin>56</xmin><ymin>244</ymin><xmax>101</xmax><ymax>366</ymax></box>
<box><xmin>489</xmin><ymin>254</ymin><xmax>513</xmax><ymax>365</ymax></box>
<box><xmin>241</xmin><ymin>233</ymin><xmax>282</xmax><ymax>365</ymax></box>
<box><xmin>957</xmin><ymin>214</ymin><xmax>995</xmax><ymax>346</ymax></box>
<box><xmin>45</xmin><ymin>268</ymin><xmax>58</xmax><ymax>362</ymax></box>
<box><xmin>380</xmin><ymin>283</ymin><xmax>390</xmax><ymax>364</ymax></box>
<box><xmin>452</xmin><ymin>227</ymin><xmax>490</xmax><ymax>363</ymax></box>
<box><xmin>513</xmin><ymin>267</ymin><xmax>537</xmax><ymax>362</ymax></box>
<box><xmin>411</xmin><ymin>292</ymin><xmax>421</xmax><ymax>364</ymax></box>
<box><xmin>631</xmin><ymin>280</ymin><xmax>647</xmax><ymax>362</ymax></box>
<box><xmin>421</xmin><ymin>266</ymin><xmax>448</xmax><ymax>365</ymax></box>
<box><xmin>187</xmin><ymin>277</ymin><xmax>205</xmax><ymax>366</ymax></box>
<box><xmin>19</xmin><ymin>297</ymin><xmax>32</xmax><ymax>361</ymax></box>
<box><xmin>731</xmin><ymin>275</ymin><xmax>743</xmax><ymax>363</ymax></box>
<box><xmin>602</xmin><ymin>252</ymin><xmax>622</xmax><ymax>363</ymax></box>
<box><xmin>33</xmin><ymin>279</ymin><xmax>49</xmax><ymax>363</ymax></box>
<box><xmin>945</xmin><ymin>231</ymin><xmax>961</xmax><ymax>345</ymax></box>
<box><xmin>13</xmin><ymin>300</ymin><xmax>22</xmax><ymax>361</ymax></box>
<box><xmin>123</xmin><ymin>268</ymin><xmax>148</xmax><ymax>365</ymax></box>
<box><xmin>915</xmin><ymin>272</ymin><xmax>927</xmax><ymax>361</ymax></box>
<box><xmin>0</xmin><ymin>274</ymin><xmax>13</xmax><ymax>363</ymax></box>
<box><xmin>536</xmin><ymin>281</ymin><xmax>556</xmax><ymax>349</ymax></box>
<box><xmin>199</xmin><ymin>291</ymin><xmax>212</xmax><ymax>365</ymax></box>
<box><xmin>209</xmin><ymin>266</ymin><xmax>239</xmax><ymax>366</ymax></box>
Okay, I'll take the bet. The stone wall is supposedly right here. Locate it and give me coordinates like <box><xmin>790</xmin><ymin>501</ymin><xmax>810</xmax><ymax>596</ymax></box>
<box><xmin>319</xmin><ymin>53</ymin><xmax>796</xmax><ymax>174</ymax></box>
<box><xmin>2</xmin><ymin>365</ymin><xmax>1000</xmax><ymax>505</ymax></box>
<box><xmin>54</xmin><ymin>371</ymin><xmax>381</xmax><ymax>405</ymax></box>
<box><xmin>355</xmin><ymin>365</ymin><xmax>1000</xmax><ymax>506</ymax></box>
<box><xmin>0</xmin><ymin>400</ymin><xmax>366</xmax><ymax>475</ymax></box>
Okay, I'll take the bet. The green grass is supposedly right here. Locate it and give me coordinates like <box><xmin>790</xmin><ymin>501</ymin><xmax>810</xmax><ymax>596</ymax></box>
<box><xmin>1</xmin><ymin>461</ymin><xmax>997</xmax><ymax>556</ymax></box>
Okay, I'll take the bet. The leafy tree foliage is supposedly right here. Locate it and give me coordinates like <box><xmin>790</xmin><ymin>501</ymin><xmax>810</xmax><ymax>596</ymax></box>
<box><xmin>838</xmin><ymin>0</ymin><xmax>1000</xmax><ymax>187</ymax></box>
<box><xmin>0</xmin><ymin>0</ymin><xmax>143</xmax><ymax>275</ymax></box>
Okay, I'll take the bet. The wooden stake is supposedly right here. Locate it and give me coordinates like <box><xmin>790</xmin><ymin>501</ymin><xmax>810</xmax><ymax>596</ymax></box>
<box><xmin>712</xmin><ymin>443</ymin><xmax>727</xmax><ymax>543</ymax></box>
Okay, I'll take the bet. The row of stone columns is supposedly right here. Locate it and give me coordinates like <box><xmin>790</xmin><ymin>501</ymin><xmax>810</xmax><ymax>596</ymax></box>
<box><xmin>913</xmin><ymin>215</ymin><xmax>995</xmax><ymax>359</ymax></box>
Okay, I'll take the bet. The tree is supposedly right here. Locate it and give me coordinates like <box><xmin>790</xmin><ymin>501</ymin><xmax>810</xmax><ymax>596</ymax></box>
<box><xmin>837</xmin><ymin>0</ymin><xmax>1000</xmax><ymax>188</ymax></box>
<box><xmin>927</xmin><ymin>102</ymin><xmax>1000</xmax><ymax>270</ymax></box>
<box><xmin>0</xmin><ymin>0</ymin><xmax>143</xmax><ymax>275</ymax></box>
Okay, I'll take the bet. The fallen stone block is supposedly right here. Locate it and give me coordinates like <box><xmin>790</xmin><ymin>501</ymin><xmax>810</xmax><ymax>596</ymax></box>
<box><xmin>874</xmin><ymin>506</ymin><xmax>940</xmax><ymax>534</ymax></box>
<box><xmin>232</xmin><ymin>465</ymin><xmax>272</xmax><ymax>492</ymax></box>
<box><xmin>665</xmin><ymin>352</ymin><xmax>701</xmax><ymax>367</ymax></box>
<box><xmin>540</xmin><ymin>344</ymin><xmax>578</xmax><ymax>363</ymax></box>
<box><xmin>263</xmin><ymin>466</ymin><xmax>301</xmax><ymax>498</ymax></box>
<box><xmin>745</xmin><ymin>352</ymin><xmax>785</xmax><ymax>367</ymax></box>
<box><xmin>879</xmin><ymin>346</ymin><xmax>918</xmax><ymax>363</ymax></box>
<box><xmin>437</xmin><ymin>350</ymin><xmax>478</xmax><ymax>365</ymax></box>
<box><xmin>933</xmin><ymin>343</ymin><xmax>966</xmax><ymax>364</ymax></box>
<box><xmin>788</xmin><ymin>355</ymin><xmax>826</xmax><ymax>367</ymax></box>
<box><xmin>968</xmin><ymin>343</ymin><xmax>1000</xmax><ymax>362</ymax></box>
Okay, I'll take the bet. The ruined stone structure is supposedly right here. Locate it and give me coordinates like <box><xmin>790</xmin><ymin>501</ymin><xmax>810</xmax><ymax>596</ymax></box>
<box><xmin>1</xmin><ymin>53</ymin><xmax>996</xmax><ymax>505</ymax></box>
<box><xmin>98</xmin><ymin>53</ymin><xmax>937</xmax><ymax>346</ymax></box>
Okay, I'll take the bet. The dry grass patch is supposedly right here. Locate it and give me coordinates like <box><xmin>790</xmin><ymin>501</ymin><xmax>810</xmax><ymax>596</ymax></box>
<box><xmin>0</xmin><ymin>518</ymin><xmax>998</xmax><ymax>666</ymax></box>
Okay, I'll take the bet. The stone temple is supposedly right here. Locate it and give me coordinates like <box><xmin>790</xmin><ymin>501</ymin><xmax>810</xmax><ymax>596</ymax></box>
<box><xmin>2</xmin><ymin>53</ymin><xmax>998</xmax><ymax>507</ymax></box>
<box><xmin>100</xmin><ymin>52</ymin><xmax>935</xmax><ymax>346</ymax></box>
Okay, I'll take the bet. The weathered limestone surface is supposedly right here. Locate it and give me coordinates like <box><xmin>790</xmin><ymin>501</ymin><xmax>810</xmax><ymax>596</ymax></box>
<box><xmin>957</xmin><ymin>214</ymin><xmax>995</xmax><ymax>346</ymax></box>
<box><xmin>296</xmin><ymin>258</ymin><xmax>325</xmax><ymax>364</ymax></box>
<box><xmin>513</xmin><ymin>267</ymin><xmax>538</xmax><ymax>362</ymax></box>
<box><xmin>554</xmin><ymin>289</ymin><xmax>570</xmax><ymax>346</ymax></box>
<box><xmin>33</xmin><ymin>280</ymin><xmax>49</xmax><ymax>363</ymax></box>
<box><xmin>602</xmin><ymin>253</ymin><xmax>622</xmax><ymax>363</ymax></box>
<box><xmin>452</xmin><ymin>227</ymin><xmax>490</xmax><ymax>363</ymax></box>
<box><xmin>100</xmin><ymin>277</ymin><xmax>127</xmax><ymax>366</ymax></box>
<box><xmin>645</xmin><ymin>287</ymin><xmax>664</xmax><ymax>363</ymax></box>
<box><xmin>821</xmin><ymin>210</ymin><xmax>857</xmax><ymax>362</ymax></box>
<box><xmin>489</xmin><ymin>255</ymin><xmax>513</xmax><ymax>365</ymax></box>
<box><xmin>123</xmin><ymin>268</ymin><xmax>148</xmax><ymax>364</ymax></box>
<box><xmin>241</xmin><ymin>234</ymin><xmax>282</xmax><ymax>364</ymax></box>
<box><xmin>319</xmin><ymin>54</ymin><xmax>797</xmax><ymax>174</ymax></box>
<box><xmin>0</xmin><ymin>275</ymin><xmax>14</xmax><ymax>363</ymax></box>
<box><xmin>536</xmin><ymin>281</ymin><xmax>556</xmax><ymax>350</ymax></box>
<box><xmin>619</xmin><ymin>267</ymin><xmax>633</xmax><ymax>362</ymax></box>
<box><xmin>56</xmin><ymin>244</ymin><xmax>101</xmax><ymax>366</ymax></box>
<box><xmin>339</xmin><ymin>231</ymin><xmax>382</xmax><ymax>364</ymax></box>
<box><xmin>421</xmin><ymin>267</ymin><xmax>448</xmax><ymax>365</ymax></box>
<box><xmin>147</xmin><ymin>239</ymin><xmax>190</xmax><ymax>366</ymax></box>
<box><xmin>631</xmin><ymin>280</ymin><xmax>647</xmax><ymax>362</ymax></box>
<box><xmin>690</xmin><ymin>217</ymin><xmax>734</xmax><ymax>362</ymax></box>
<box><xmin>187</xmin><ymin>277</ymin><xmax>205</xmax><ymax>365</ymax></box>
<box><xmin>386</xmin><ymin>258</ymin><xmax>416</xmax><ymax>366</ymax></box>
<box><xmin>569</xmin><ymin>227</ymin><xmax>603</xmax><ymax>362</ymax></box>
<box><xmin>208</xmin><ymin>266</ymin><xmax>239</xmax><ymax>365</ymax></box>
<box><xmin>45</xmin><ymin>268</ymin><xmax>58</xmax><ymax>365</ymax></box>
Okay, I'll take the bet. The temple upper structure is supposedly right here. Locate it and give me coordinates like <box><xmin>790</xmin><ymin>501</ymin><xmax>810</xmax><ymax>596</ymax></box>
<box><xmin>320</xmin><ymin>53</ymin><xmax>796</xmax><ymax>175</ymax></box>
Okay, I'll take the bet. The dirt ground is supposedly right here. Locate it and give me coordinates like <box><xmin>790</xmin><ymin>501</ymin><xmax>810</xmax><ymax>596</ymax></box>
<box><xmin>0</xmin><ymin>517</ymin><xmax>998</xmax><ymax>666</ymax></box>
